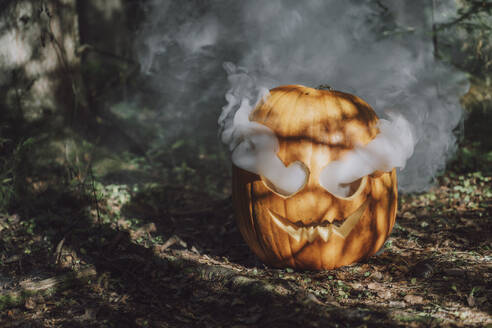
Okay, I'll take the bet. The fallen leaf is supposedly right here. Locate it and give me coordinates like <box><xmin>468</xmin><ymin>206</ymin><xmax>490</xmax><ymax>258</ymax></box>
<box><xmin>467</xmin><ymin>294</ymin><xmax>475</xmax><ymax>307</ymax></box>
<box><xmin>305</xmin><ymin>292</ymin><xmax>324</xmax><ymax>305</ymax></box>
<box><xmin>24</xmin><ymin>297</ymin><xmax>36</xmax><ymax>310</ymax></box>
<box><xmin>377</xmin><ymin>290</ymin><xmax>393</xmax><ymax>299</ymax></box>
<box><xmin>476</xmin><ymin>296</ymin><xmax>487</xmax><ymax>306</ymax></box>
<box><xmin>404</xmin><ymin>294</ymin><xmax>424</xmax><ymax>304</ymax></box>
<box><xmin>79</xmin><ymin>308</ymin><xmax>98</xmax><ymax>321</ymax></box>
<box><xmin>410</xmin><ymin>260</ymin><xmax>435</xmax><ymax>278</ymax></box>
<box><xmin>231</xmin><ymin>298</ymin><xmax>245</xmax><ymax>306</ymax></box>
<box><xmin>238</xmin><ymin>313</ymin><xmax>262</xmax><ymax>325</ymax></box>
<box><xmin>388</xmin><ymin>301</ymin><xmax>406</xmax><ymax>308</ymax></box>
<box><xmin>443</xmin><ymin>268</ymin><xmax>466</xmax><ymax>277</ymax></box>
<box><xmin>402</xmin><ymin>212</ymin><xmax>416</xmax><ymax>219</ymax></box>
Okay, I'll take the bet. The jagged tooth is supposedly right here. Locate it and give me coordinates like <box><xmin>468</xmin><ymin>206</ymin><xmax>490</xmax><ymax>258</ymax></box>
<box><xmin>270</xmin><ymin>212</ymin><xmax>302</xmax><ymax>242</ymax></box>
<box><xmin>300</xmin><ymin>227</ymin><xmax>307</xmax><ymax>241</ymax></box>
<box><xmin>306</xmin><ymin>226</ymin><xmax>317</xmax><ymax>243</ymax></box>
<box><xmin>270</xmin><ymin>213</ymin><xmax>287</xmax><ymax>232</ymax></box>
<box><xmin>335</xmin><ymin>201</ymin><xmax>368</xmax><ymax>239</ymax></box>
<box><xmin>317</xmin><ymin>226</ymin><xmax>331</xmax><ymax>242</ymax></box>
<box><xmin>332</xmin><ymin>226</ymin><xmax>345</xmax><ymax>239</ymax></box>
<box><xmin>287</xmin><ymin>226</ymin><xmax>302</xmax><ymax>242</ymax></box>
<box><xmin>301</xmin><ymin>227</ymin><xmax>309</xmax><ymax>242</ymax></box>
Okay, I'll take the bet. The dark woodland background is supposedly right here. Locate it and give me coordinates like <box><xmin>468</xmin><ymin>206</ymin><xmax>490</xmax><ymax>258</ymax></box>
<box><xmin>0</xmin><ymin>0</ymin><xmax>491</xmax><ymax>327</ymax></box>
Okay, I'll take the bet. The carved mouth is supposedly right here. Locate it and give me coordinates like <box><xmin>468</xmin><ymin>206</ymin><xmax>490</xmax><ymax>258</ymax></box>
<box><xmin>268</xmin><ymin>201</ymin><xmax>368</xmax><ymax>243</ymax></box>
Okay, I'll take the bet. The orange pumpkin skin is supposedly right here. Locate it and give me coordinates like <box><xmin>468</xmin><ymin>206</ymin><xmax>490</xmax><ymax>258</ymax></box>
<box><xmin>232</xmin><ymin>85</ymin><xmax>397</xmax><ymax>270</ymax></box>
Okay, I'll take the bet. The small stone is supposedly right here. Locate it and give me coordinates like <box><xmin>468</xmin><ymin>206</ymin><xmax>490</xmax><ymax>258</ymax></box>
<box><xmin>372</xmin><ymin>271</ymin><xmax>383</xmax><ymax>280</ymax></box>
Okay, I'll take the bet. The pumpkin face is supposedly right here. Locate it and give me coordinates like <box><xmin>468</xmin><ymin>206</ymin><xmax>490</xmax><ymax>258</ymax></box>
<box><xmin>232</xmin><ymin>85</ymin><xmax>397</xmax><ymax>270</ymax></box>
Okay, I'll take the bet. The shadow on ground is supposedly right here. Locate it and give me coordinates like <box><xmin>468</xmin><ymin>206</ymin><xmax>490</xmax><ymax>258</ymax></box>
<box><xmin>1</xmin><ymin>173</ymin><xmax>491</xmax><ymax>327</ymax></box>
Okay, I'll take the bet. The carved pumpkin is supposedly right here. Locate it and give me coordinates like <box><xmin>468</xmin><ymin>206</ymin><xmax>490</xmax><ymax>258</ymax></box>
<box><xmin>232</xmin><ymin>85</ymin><xmax>397</xmax><ymax>270</ymax></box>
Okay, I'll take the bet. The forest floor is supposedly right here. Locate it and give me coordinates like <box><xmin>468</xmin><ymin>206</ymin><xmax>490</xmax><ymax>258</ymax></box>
<box><xmin>0</xmin><ymin>168</ymin><xmax>491</xmax><ymax>327</ymax></box>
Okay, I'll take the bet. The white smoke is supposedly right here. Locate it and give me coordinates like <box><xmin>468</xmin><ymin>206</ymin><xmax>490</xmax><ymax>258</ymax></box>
<box><xmin>218</xmin><ymin>65</ymin><xmax>306</xmax><ymax>196</ymax></box>
<box><xmin>137</xmin><ymin>0</ymin><xmax>468</xmax><ymax>193</ymax></box>
<box><xmin>320</xmin><ymin>113</ymin><xmax>415</xmax><ymax>197</ymax></box>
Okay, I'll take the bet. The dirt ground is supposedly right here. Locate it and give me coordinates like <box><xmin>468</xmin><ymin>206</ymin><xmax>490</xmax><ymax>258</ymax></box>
<box><xmin>0</xmin><ymin>170</ymin><xmax>491</xmax><ymax>327</ymax></box>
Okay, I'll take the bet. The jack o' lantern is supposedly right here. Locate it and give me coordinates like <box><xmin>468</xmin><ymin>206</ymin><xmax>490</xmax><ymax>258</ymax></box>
<box><xmin>232</xmin><ymin>85</ymin><xmax>397</xmax><ymax>270</ymax></box>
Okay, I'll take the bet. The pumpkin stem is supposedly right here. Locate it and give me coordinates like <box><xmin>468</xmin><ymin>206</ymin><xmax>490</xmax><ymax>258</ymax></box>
<box><xmin>317</xmin><ymin>84</ymin><xmax>334</xmax><ymax>91</ymax></box>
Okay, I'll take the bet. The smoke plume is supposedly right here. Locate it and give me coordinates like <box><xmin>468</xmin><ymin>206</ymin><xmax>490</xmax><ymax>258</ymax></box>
<box><xmin>137</xmin><ymin>0</ymin><xmax>468</xmax><ymax>193</ymax></box>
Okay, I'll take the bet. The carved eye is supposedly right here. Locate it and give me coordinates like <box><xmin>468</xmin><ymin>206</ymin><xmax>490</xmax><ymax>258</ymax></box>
<box><xmin>319</xmin><ymin>173</ymin><xmax>367</xmax><ymax>199</ymax></box>
<box><xmin>261</xmin><ymin>161</ymin><xmax>309</xmax><ymax>198</ymax></box>
<box><xmin>333</xmin><ymin>177</ymin><xmax>367</xmax><ymax>199</ymax></box>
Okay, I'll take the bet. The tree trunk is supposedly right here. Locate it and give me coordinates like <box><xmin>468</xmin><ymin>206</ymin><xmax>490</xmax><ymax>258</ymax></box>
<box><xmin>0</xmin><ymin>0</ymin><xmax>87</xmax><ymax>124</ymax></box>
